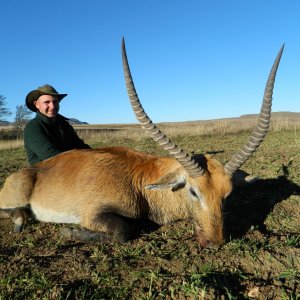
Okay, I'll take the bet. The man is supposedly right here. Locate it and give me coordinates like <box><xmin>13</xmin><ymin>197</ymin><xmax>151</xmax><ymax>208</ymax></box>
<box><xmin>24</xmin><ymin>84</ymin><xmax>90</xmax><ymax>165</ymax></box>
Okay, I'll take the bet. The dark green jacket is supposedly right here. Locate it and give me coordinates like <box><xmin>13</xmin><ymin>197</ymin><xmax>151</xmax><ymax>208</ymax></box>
<box><xmin>24</xmin><ymin>111</ymin><xmax>90</xmax><ymax>165</ymax></box>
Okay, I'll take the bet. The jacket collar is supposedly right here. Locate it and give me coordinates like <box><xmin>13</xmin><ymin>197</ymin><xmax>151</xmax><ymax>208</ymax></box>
<box><xmin>35</xmin><ymin>111</ymin><xmax>68</xmax><ymax>125</ymax></box>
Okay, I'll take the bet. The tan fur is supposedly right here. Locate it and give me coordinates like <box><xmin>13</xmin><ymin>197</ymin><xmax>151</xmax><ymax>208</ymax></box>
<box><xmin>0</xmin><ymin>146</ymin><xmax>232</xmax><ymax>246</ymax></box>
<box><xmin>0</xmin><ymin>168</ymin><xmax>36</xmax><ymax>208</ymax></box>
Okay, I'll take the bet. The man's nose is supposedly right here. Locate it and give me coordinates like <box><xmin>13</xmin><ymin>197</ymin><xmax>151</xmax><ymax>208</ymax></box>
<box><xmin>49</xmin><ymin>101</ymin><xmax>56</xmax><ymax>108</ymax></box>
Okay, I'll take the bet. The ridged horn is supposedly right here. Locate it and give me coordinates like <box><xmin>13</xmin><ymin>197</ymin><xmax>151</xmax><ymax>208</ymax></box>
<box><xmin>122</xmin><ymin>38</ymin><xmax>204</xmax><ymax>177</ymax></box>
<box><xmin>224</xmin><ymin>45</ymin><xmax>284</xmax><ymax>175</ymax></box>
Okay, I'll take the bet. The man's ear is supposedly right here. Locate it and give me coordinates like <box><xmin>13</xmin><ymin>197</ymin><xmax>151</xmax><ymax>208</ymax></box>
<box><xmin>34</xmin><ymin>100</ymin><xmax>39</xmax><ymax>110</ymax></box>
<box><xmin>145</xmin><ymin>170</ymin><xmax>187</xmax><ymax>192</ymax></box>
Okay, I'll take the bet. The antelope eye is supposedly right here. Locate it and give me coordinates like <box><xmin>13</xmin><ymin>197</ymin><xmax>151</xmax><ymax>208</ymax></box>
<box><xmin>189</xmin><ymin>187</ymin><xmax>199</xmax><ymax>199</ymax></box>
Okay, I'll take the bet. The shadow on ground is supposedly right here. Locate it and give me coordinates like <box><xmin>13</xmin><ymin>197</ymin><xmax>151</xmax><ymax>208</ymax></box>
<box><xmin>224</xmin><ymin>175</ymin><xmax>300</xmax><ymax>240</ymax></box>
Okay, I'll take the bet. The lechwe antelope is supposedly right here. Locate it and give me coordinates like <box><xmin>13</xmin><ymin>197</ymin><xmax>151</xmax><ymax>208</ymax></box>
<box><xmin>0</xmin><ymin>40</ymin><xmax>284</xmax><ymax>247</ymax></box>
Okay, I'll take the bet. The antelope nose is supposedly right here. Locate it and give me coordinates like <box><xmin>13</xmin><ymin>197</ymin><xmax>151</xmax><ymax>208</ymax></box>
<box><xmin>200</xmin><ymin>239</ymin><xmax>214</xmax><ymax>248</ymax></box>
<box><xmin>194</xmin><ymin>226</ymin><xmax>224</xmax><ymax>247</ymax></box>
<box><xmin>195</xmin><ymin>234</ymin><xmax>223</xmax><ymax>248</ymax></box>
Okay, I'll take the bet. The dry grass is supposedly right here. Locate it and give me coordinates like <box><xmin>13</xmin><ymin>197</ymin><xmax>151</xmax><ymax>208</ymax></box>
<box><xmin>0</xmin><ymin>140</ymin><xmax>24</xmax><ymax>149</ymax></box>
<box><xmin>73</xmin><ymin>117</ymin><xmax>300</xmax><ymax>146</ymax></box>
<box><xmin>0</xmin><ymin>115</ymin><xmax>299</xmax><ymax>149</ymax></box>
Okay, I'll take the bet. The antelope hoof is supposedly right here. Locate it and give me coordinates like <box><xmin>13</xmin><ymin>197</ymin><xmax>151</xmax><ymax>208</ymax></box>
<box><xmin>14</xmin><ymin>222</ymin><xmax>24</xmax><ymax>233</ymax></box>
<box><xmin>60</xmin><ymin>227</ymin><xmax>76</xmax><ymax>240</ymax></box>
<box><xmin>14</xmin><ymin>208</ymin><xmax>30</xmax><ymax>233</ymax></box>
<box><xmin>2</xmin><ymin>208</ymin><xmax>30</xmax><ymax>233</ymax></box>
<box><xmin>60</xmin><ymin>227</ymin><xmax>110</xmax><ymax>242</ymax></box>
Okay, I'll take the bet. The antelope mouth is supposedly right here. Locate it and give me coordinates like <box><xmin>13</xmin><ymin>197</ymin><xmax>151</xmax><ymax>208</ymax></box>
<box><xmin>194</xmin><ymin>225</ymin><xmax>223</xmax><ymax>248</ymax></box>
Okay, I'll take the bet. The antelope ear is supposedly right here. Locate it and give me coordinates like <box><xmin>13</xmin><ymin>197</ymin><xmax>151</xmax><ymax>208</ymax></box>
<box><xmin>145</xmin><ymin>170</ymin><xmax>187</xmax><ymax>191</ymax></box>
<box><xmin>232</xmin><ymin>169</ymin><xmax>259</xmax><ymax>186</ymax></box>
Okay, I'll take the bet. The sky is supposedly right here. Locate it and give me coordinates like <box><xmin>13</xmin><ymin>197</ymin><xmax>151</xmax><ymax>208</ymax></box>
<box><xmin>0</xmin><ymin>0</ymin><xmax>299</xmax><ymax>124</ymax></box>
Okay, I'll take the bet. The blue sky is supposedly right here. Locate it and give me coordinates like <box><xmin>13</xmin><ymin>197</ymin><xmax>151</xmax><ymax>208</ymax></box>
<box><xmin>0</xmin><ymin>1</ymin><xmax>299</xmax><ymax>124</ymax></box>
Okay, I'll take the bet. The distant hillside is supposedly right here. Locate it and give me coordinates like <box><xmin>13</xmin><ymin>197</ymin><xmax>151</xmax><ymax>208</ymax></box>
<box><xmin>0</xmin><ymin>121</ymin><xmax>11</xmax><ymax>126</ymax></box>
<box><xmin>240</xmin><ymin>111</ymin><xmax>300</xmax><ymax>120</ymax></box>
<box><xmin>159</xmin><ymin>111</ymin><xmax>300</xmax><ymax>127</ymax></box>
<box><xmin>67</xmin><ymin>118</ymin><xmax>89</xmax><ymax>125</ymax></box>
<box><xmin>1</xmin><ymin>112</ymin><xmax>299</xmax><ymax>127</ymax></box>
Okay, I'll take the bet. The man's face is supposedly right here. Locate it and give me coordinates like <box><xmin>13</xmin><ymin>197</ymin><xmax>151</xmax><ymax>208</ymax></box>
<box><xmin>34</xmin><ymin>95</ymin><xmax>59</xmax><ymax>118</ymax></box>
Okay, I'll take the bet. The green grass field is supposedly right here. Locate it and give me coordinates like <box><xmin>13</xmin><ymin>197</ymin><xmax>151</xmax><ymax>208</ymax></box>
<box><xmin>0</xmin><ymin>126</ymin><xmax>299</xmax><ymax>299</ymax></box>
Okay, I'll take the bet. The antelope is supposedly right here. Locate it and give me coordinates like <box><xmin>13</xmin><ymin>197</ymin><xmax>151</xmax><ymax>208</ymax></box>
<box><xmin>0</xmin><ymin>40</ymin><xmax>283</xmax><ymax>247</ymax></box>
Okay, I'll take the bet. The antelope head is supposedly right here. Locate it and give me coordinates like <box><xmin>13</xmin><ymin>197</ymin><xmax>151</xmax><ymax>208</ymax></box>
<box><xmin>122</xmin><ymin>39</ymin><xmax>284</xmax><ymax>247</ymax></box>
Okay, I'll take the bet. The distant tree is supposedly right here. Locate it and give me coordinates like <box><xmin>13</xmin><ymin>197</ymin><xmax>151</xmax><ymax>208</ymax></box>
<box><xmin>0</xmin><ymin>95</ymin><xmax>12</xmax><ymax>121</ymax></box>
<box><xmin>14</xmin><ymin>104</ymin><xmax>32</xmax><ymax>139</ymax></box>
<box><xmin>15</xmin><ymin>104</ymin><xmax>32</xmax><ymax>124</ymax></box>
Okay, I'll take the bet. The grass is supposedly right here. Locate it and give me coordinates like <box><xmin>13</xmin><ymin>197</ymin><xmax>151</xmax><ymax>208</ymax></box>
<box><xmin>0</xmin><ymin>120</ymin><xmax>299</xmax><ymax>299</ymax></box>
<box><xmin>69</xmin><ymin>116</ymin><xmax>300</xmax><ymax>146</ymax></box>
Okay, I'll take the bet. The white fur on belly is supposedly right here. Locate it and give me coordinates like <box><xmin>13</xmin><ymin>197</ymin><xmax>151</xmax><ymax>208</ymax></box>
<box><xmin>31</xmin><ymin>203</ymin><xmax>80</xmax><ymax>224</ymax></box>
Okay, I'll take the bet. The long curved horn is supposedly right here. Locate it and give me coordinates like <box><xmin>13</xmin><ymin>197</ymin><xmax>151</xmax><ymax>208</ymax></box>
<box><xmin>122</xmin><ymin>38</ymin><xmax>204</xmax><ymax>177</ymax></box>
<box><xmin>224</xmin><ymin>45</ymin><xmax>284</xmax><ymax>175</ymax></box>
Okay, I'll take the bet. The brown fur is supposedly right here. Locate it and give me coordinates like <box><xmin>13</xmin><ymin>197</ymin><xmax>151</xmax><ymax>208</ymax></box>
<box><xmin>0</xmin><ymin>146</ymin><xmax>232</xmax><ymax>247</ymax></box>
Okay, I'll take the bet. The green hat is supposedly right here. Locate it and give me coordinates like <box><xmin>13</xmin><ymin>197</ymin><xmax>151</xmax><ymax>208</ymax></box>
<box><xmin>25</xmin><ymin>84</ymin><xmax>68</xmax><ymax>112</ymax></box>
